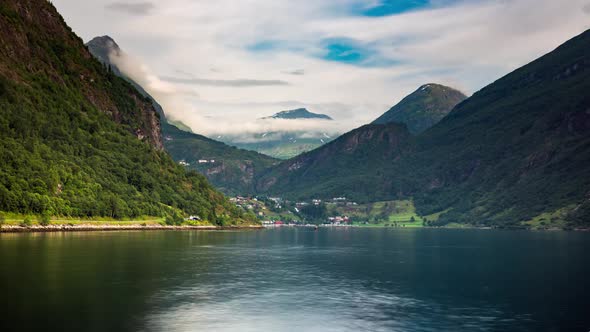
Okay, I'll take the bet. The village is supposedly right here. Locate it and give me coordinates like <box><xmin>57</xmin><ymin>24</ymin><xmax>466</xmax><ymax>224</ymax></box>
<box><xmin>229</xmin><ymin>195</ymin><xmax>358</xmax><ymax>227</ymax></box>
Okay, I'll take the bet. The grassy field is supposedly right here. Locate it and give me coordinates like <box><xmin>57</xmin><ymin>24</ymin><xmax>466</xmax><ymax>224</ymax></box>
<box><xmin>0</xmin><ymin>212</ymin><xmax>167</xmax><ymax>226</ymax></box>
<box><xmin>329</xmin><ymin>200</ymin><xmax>426</xmax><ymax>227</ymax></box>
<box><xmin>522</xmin><ymin>205</ymin><xmax>573</xmax><ymax>229</ymax></box>
<box><xmin>260</xmin><ymin>210</ymin><xmax>302</xmax><ymax>222</ymax></box>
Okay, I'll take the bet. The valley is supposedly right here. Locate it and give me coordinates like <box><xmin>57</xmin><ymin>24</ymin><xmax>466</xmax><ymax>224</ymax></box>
<box><xmin>0</xmin><ymin>0</ymin><xmax>588</xmax><ymax>231</ymax></box>
<box><xmin>1</xmin><ymin>1</ymin><xmax>589</xmax><ymax>331</ymax></box>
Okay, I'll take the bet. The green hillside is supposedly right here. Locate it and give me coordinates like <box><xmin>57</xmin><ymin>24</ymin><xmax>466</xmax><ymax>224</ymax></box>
<box><xmin>257</xmin><ymin>30</ymin><xmax>590</xmax><ymax>228</ymax></box>
<box><xmin>0</xmin><ymin>0</ymin><xmax>252</xmax><ymax>224</ymax></box>
<box><xmin>372</xmin><ymin>83</ymin><xmax>467</xmax><ymax>134</ymax></box>
<box><xmin>257</xmin><ymin>123</ymin><xmax>413</xmax><ymax>202</ymax></box>
<box><xmin>162</xmin><ymin>122</ymin><xmax>278</xmax><ymax>195</ymax></box>
<box><xmin>86</xmin><ymin>35</ymin><xmax>278</xmax><ymax>195</ymax></box>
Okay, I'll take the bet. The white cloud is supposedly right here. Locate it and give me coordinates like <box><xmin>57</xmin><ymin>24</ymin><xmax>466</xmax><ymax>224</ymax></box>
<box><xmin>105</xmin><ymin>2</ymin><xmax>155</xmax><ymax>16</ymax></box>
<box><xmin>53</xmin><ymin>0</ymin><xmax>590</xmax><ymax>136</ymax></box>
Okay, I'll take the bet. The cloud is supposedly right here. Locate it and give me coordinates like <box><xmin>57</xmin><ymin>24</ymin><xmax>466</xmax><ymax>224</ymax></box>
<box><xmin>160</xmin><ymin>76</ymin><xmax>290</xmax><ymax>87</ymax></box>
<box><xmin>109</xmin><ymin>49</ymin><xmax>343</xmax><ymax>136</ymax></box>
<box><xmin>283</xmin><ymin>69</ymin><xmax>306</xmax><ymax>75</ymax></box>
<box><xmin>52</xmin><ymin>0</ymin><xmax>590</xmax><ymax>137</ymax></box>
<box><xmin>105</xmin><ymin>2</ymin><xmax>154</xmax><ymax>15</ymax></box>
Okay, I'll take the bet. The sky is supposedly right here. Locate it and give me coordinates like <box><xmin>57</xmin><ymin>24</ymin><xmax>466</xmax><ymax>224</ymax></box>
<box><xmin>52</xmin><ymin>0</ymin><xmax>590</xmax><ymax>136</ymax></box>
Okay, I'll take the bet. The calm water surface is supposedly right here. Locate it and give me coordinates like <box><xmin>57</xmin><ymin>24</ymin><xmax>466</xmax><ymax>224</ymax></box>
<box><xmin>0</xmin><ymin>228</ymin><xmax>589</xmax><ymax>331</ymax></box>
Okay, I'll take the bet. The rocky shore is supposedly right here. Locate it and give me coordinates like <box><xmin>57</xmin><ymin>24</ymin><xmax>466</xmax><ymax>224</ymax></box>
<box><xmin>0</xmin><ymin>224</ymin><xmax>264</xmax><ymax>233</ymax></box>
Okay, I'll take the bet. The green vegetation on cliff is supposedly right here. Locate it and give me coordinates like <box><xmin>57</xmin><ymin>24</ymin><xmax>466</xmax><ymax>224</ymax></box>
<box><xmin>0</xmin><ymin>0</ymin><xmax>253</xmax><ymax>224</ymax></box>
<box><xmin>85</xmin><ymin>34</ymin><xmax>279</xmax><ymax>195</ymax></box>
<box><xmin>372</xmin><ymin>83</ymin><xmax>467</xmax><ymax>134</ymax></box>
<box><xmin>162</xmin><ymin>122</ymin><xmax>278</xmax><ymax>195</ymax></box>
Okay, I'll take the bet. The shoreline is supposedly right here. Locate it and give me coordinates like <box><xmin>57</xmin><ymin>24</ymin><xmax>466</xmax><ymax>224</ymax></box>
<box><xmin>263</xmin><ymin>224</ymin><xmax>590</xmax><ymax>232</ymax></box>
<box><xmin>2</xmin><ymin>224</ymin><xmax>587</xmax><ymax>234</ymax></box>
<box><xmin>0</xmin><ymin>224</ymin><xmax>264</xmax><ymax>233</ymax></box>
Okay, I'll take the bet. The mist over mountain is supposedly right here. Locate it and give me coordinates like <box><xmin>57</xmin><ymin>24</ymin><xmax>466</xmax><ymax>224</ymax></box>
<box><xmin>86</xmin><ymin>36</ymin><xmax>122</xmax><ymax>71</ymax></box>
<box><xmin>3</xmin><ymin>2</ymin><xmax>589</xmax><ymax>330</ymax></box>
<box><xmin>86</xmin><ymin>35</ymin><xmax>279</xmax><ymax>194</ymax></box>
<box><xmin>262</xmin><ymin>108</ymin><xmax>333</xmax><ymax>120</ymax></box>
<box><xmin>220</xmin><ymin>108</ymin><xmax>338</xmax><ymax>159</ymax></box>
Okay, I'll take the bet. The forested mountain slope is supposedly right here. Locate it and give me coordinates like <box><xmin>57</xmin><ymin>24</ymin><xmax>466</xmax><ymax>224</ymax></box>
<box><xmin>372</xmin><ymin>83</ymin><xmax>466</xmax><ymax>134</ymax></box>
<box><xmin>86</xmin><ymin>35</ymin><xmax>278</xmax><ymax>195</ymax></box>
<box><xmin>162</xmin><ymin>122</ymin><xmax>278</xmax><ymax>195</ymax></box>
<box><xmin>258</xmin><ymin>30</ymin><xmax>590</xmax><ymax>227</ymax></box>
<box><xmin>0</xmin><ymin>0</ymin><xmax>252</xmax><ymax>224</ymax></box>
<box><xmin>257</xmin><ymin>123</ymin><xmax>413</xmax><ymax>202</ymax></box>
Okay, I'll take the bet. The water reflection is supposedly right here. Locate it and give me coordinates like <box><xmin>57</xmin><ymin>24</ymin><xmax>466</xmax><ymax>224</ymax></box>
<box><xmin>1</xmin><ymin>229</ymin><xmax>589</xmax><ymax>331</ymax></box>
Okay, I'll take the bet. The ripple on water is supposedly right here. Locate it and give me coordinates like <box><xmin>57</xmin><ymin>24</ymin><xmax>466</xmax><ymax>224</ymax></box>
<box><xmin>144</xmin><ymin>263</ymin><xmax>508</xmax><ymax>332</ymax></box>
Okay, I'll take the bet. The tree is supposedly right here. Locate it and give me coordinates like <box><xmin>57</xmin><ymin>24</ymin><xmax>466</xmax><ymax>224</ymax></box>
<box><xmin>0</xmin><ymin>212</ymin><xmax>5</xmax><ymax>228</ymax></box>
<box><xmin>21</xmin><ymin>216</ymin><xmax>32</xmax><ymax>227</ymax></box>
<box><xmin>410</xmin><ymin>216</ymin><xmax>416</xmax><ymax>223</ymax></box>
<box><xmin>300</xmin><ymin>204</ymin><xmax>327</xmax><ymax>222</ymax></box>
<box><xmin>38</xmin><ymin>211</ymin><xmax>51</xmax><ymax>226</ymax></box>
<box><xmin>165</xmin><ymin>211</ymin><xmax>184</xmax><ymax>226</ymax></box>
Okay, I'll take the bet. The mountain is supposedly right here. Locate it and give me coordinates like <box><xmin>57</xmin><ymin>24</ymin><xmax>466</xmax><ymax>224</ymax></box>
<box><xmin>86</xmin><ymin>35</ymin><xmax>278</xmax><ymax>195</ymax></box>
<box><xmin>257</xmin><ymin>30</ymin><xmax>590</xmax><ymax>227</ymax></box>
<box><xmin>372</xmin><ymin>84</ymin><xmax>467</xmax><ymax>134</ymax></box>
<box><xmin>220</xmin><ymin>108</ymin><xmax>337</xmax><ymax>159</ymax></box>
<box><xmin>0</xmin><ymin>0</ymin><xmax>252</xmax><ymax>224</ymax></box>
<box><xmin>86</xmin><ymin>35</ymin><xmax>168</xmax><ymax>120</ymax></box>
<box><xmin>257</xmin><ymin>123</ymin><xmax>413</xmax><ymax>201</ymax></box>
<box><xmin>162</xmin><ymin>122</ymin><xmax>278</xmax><ymax>195</ymax></box>
<box><xmin>263</xmin><ymin>108</ymin><xmax>333</xmax><ymax>120</ymax></box>
<box><xmin>86</xmin><ymin>36</ymin><xmax>122</xmax><ymax>74</ymax></box>
<box><xmin>220</xmin><ymin>131</ymin><xmax>336</xmax><ymax>160</ymax></box>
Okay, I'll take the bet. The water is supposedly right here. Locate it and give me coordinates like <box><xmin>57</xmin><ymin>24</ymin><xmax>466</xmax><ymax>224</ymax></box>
<box><xmin>0</xmin><ymin>228</ymin><xmax>589</xmax><ymax>332</ymax></box>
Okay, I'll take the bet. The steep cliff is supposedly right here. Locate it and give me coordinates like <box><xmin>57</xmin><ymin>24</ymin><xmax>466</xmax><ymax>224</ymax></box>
<box><xmin>0</xmin><ymin>0</ymin><xmax>252</xmax><ymax>223</ymax></box>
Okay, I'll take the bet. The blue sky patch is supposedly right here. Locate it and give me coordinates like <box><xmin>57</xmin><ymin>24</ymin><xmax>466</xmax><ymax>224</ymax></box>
<box><xmin>319</xmin><ymin>38</ymin><xmax>398</xmax><ymax>67</ymax></box>
<box><xmin>352</xmin><ymin>0</ymin><xmax>464</xmax><ymax>17</ymax></box>
<box><xmin>361</xmin><ymin>0</ymin><xmax>430</xmax><ymax>16</ymax></box>
<box><xmin>247</xmin><ymin>40</ymin><xmax>280</xmax><ymax>52</ymax></box>
<box><xmin>246</xmin><ymin>38</ymin><xmax>397</xmax><ymax>67</ymax></box>
<box><xmin>247</xmin><ymin>40</ymin><xmax>306</xmax><ymax>54</ymax></box>
<box><xmin>322</xmin><ymin>39</ymin><xmax>369</xmax><ymax>64</ymax></box>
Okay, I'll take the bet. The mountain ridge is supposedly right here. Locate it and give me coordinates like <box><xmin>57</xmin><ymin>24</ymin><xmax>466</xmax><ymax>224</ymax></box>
<box><xmin>86</xmin><ymin>34</ymin><xmax>279</xmax><ymax>195</ymax></box>
<box><xmin>262</xmin><ymin>108</ymin><xmax>333</xmax><ymax>120</ymax></box>
<box><xmin>372</xmin><ymin>83</ymin><xmax>467</xmax><ymax>134</ymax></box>
<box><xmin>256</xmin><ymin>29</ymin><xmax>590</xmax><ymax>227</ymax></box>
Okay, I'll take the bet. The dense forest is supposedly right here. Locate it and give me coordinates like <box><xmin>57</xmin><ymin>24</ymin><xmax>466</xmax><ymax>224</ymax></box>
<box><xmin>0</xmin><ymin>0</ymin><xmax>254</xmax><ymax>224</ymax></box>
